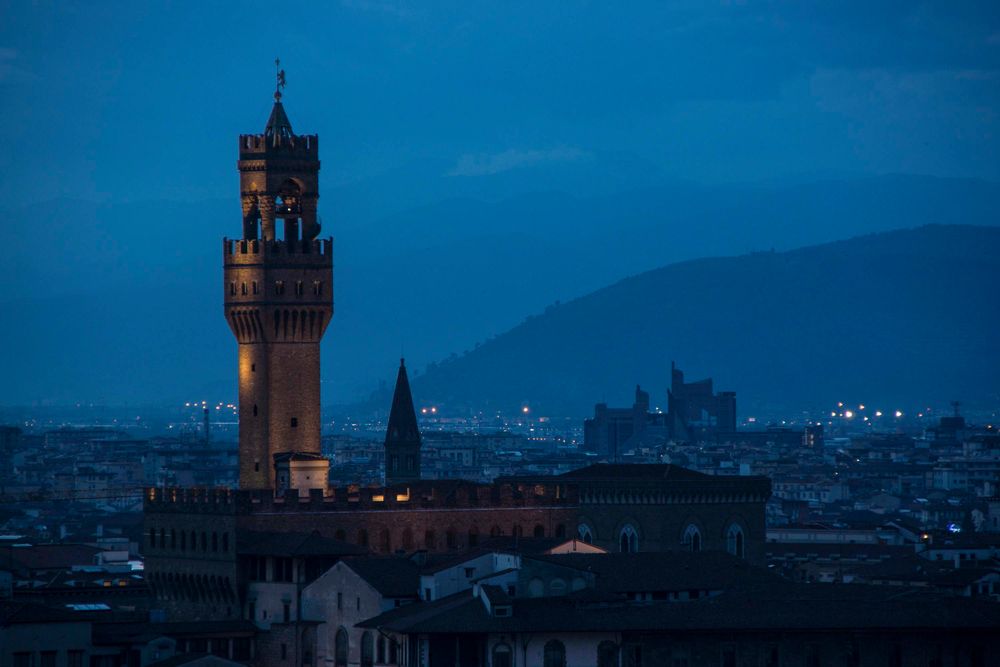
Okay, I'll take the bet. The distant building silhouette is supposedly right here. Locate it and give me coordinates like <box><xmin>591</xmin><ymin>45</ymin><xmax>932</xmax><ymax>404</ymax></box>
<box><xmin>384</xmin><ymin>359</ymin><xmax>422</xmax><ymax>486</ymax></box>
<box><xmin>583</xmin><ymin>385</ymin><xmax>667</xmax><ymax>460</ymax></box>
<box><xmin>584</xmin><ymin>362</ymin><xmax>737</xmax><ymax>456</ymax></box>
<box><xmin>668</xmin><ymin>361</ymin><xmax>737</xmax><ymax>439</ymax></box>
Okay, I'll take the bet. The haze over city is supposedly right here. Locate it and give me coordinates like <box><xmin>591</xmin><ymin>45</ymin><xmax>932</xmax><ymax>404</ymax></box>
<box><xmin>3</xmin><ymin>2</ymin><xmax>999</xmax><ymax>416</ymax></box>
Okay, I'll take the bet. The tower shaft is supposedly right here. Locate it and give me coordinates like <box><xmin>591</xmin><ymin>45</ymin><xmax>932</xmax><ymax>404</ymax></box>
<box><xmin>224</xmin><ymin>97</ymin><xmax>332</xmax><ymax>490</ymax></box>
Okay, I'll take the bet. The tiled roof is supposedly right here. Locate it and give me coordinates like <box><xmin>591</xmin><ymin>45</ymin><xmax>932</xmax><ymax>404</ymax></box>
<box><xmin>0</xmin><ymin>601</ymin><xmax>82</xmax><ymax>626</ymax></box>
<box><xmin>527</xmin><ymin>551</ymin><xmax>779</xmax><ymax>593</ymax></box>
<box><xmin>361</xmin><ymin>583</ymin><xmax>1000</xmax><ymax>634</ymax></box>
<box><xmin>556</xmin><ymin>464</ymin><xmax>711</xmax><ymax>482</ymax></box>
<box><xmin>0</xmin><ymin>544</ymin><xmax>103</xmax><ymax>573</ymax></box>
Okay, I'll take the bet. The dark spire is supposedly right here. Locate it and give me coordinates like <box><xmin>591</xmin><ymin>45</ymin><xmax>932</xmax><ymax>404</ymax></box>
<box><xmin>385</xmin><ymin>358</ymin><xmax>421</xmax><ymax>447</ymax></box>
<box><xmin>265</xmin><ymin>58</ymin><xmax>293</xmax><ymax>141</ymax></box>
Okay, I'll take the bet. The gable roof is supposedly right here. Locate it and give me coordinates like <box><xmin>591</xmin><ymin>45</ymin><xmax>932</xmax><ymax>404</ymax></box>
<box><xmin>343</xmin><ymin>556</ymin><xmax>421</xmax><ymax>598</ymax></box>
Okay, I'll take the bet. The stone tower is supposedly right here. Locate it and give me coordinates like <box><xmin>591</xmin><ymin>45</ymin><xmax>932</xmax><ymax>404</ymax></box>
<box><xmin>224</xmin><ymin>81</ymin><xmax>333</xmax><ymax>490</ymax></box>
<box><xmin>384</xmin><ymin>359</ymin><xmax>422</xmax><ymax>486</ymax></box>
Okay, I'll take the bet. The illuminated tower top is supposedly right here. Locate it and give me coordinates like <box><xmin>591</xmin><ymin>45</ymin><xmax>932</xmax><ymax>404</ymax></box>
<box><xmin>237</xmin><ymin>62</ymin><xmax>321</xmax><ymax>244</ymax></box>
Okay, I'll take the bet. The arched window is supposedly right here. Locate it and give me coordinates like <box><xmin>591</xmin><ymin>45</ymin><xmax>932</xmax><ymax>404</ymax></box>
<box><xmin>376</xmin><ymin>636</ymin><xmax>386</xmax><ymax>664</ymax></box>
<box><xmin>543</xmin><ymin>640</ymin><xmax>566</xmax><ymax>667</ymax></box>
<box><xmin>549</xmin><ymin>578</ymin><xmax>566</xmax><ymax>596</ymax></box>
<box><xmin>468</xmin><ymin>527</ymin><xmax>479</xmax><ymax>547</ymax></box>
<box><xmin>533</xmin><ymin>524</ymin><xmax>545</xmax><ymax>538</ymax></box>
<box><xmin>726</xmin><ymin>524</ymin><xmax>745</xmax><ymax>558</ymax></box>
<box><xmin>490</xmin><ymin>525</ymin><xmax>502</xmax><ymax>537</ymax></box>
<box><xmin>361</xmin><ymin>631</ymin><xmax>374</xmax><ymax>667</ymax></box>
<box><xmin>334</xmin><ymin>627</ymin><xmax>349</xmax><ymax>667</ymax></box>
<box><xmin>598</xmin><ymin>641</ymin><xmax>619</xmax><ymax>667</ymax></box>
<box><xmin>578</xmin><ymin>523</ymin><xmax>594</xmax><ymax>544</ymax></box>
<box><xmin>424</xmin><ymin>529</ymin><xmax>436</xmax><ymax>549</ymax></box>
<box><xmin>512</xmin><ymin>525</ymin><xmax>523</xmax><ymax>538</ymax></box>
<box><xmin>683</xmin><ymin>524</ymin><xmax>702</xmax><ymax>552</ymax></box>
<box><xmin>357</xmin><ymin>529</ymin><xmax>369</xmax><ymax>548</ymax></box>
<box><xmin>446</xmin><ymin>528</ymin><xmax>457</xmax><ymax>549</ymax></box>
<box><xmin>380</xmin><ymin>529</ymin><xmax>391</xmax><ymax>553</ymax></box>
<box><xmin>528</xmin><ymin>577</ymin><xmax>545</xmax><ymax>598</ymax></box>
<box><xmin>555</xmin><ymin>524</ymin><xmax>566</xmax><ymax>539</ymax></box>
<box><xmin>402</xmin><ymin>527</ymin><xmax>414</xmax><ymax>551</ymax></box>
<box><xmin>619</xmin><ymin>524</ymin><xmax>639</xmax><ymax>553</ymax></box>
<box><xmin>492</xmin><ymin>643</ymin><xmax>513</xmax><ymax>667</ymax></box>
<box><xmin>221</xmin><ymin>532</ymin><xmax>229</xmax><ymax>552</ymax></box>
<box><xmin>334</xmin><ymin>529</ymin><xmax>346</xmax><ymax>542</ymax></box>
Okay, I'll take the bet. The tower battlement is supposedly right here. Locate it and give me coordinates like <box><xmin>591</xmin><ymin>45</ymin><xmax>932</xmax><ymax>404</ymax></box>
<box><xmin>145</xmin><ymin>481</ymin><xmax>579</xmax><ymax>516</ymax></box>
<box><xmin>238</xmin><ymin>132</ymin><xmax>319</xmax><ymax>158</ymax></box>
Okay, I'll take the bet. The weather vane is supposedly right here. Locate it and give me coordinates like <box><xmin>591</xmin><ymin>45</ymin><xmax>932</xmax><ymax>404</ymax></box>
<box><xmin>274</xmin><ymin>57</ymin><xmax>286</xmax><ymax>101</ymax></box>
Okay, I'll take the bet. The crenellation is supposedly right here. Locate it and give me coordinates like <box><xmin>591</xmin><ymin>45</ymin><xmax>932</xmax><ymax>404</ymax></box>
<box><xmin>238</xmin><ymin>132</ymin><xmax>319</xmax><ymax>157</ymax></box>
<box><xmin>223</xmin><ymin>237</ymin><xmax>333</xmax><ymax>260</ymax></box>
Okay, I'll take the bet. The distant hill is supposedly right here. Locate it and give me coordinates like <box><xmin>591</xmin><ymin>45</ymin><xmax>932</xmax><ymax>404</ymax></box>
<box><xmin>2</xmin><ymin>171</ymin><xmax>1000</xmax><ymax>407</ymax></box>
<box><xmin>411</xmin><ymin>225</ymin><xmax>1000</xmax><ymax>417</ymax></box>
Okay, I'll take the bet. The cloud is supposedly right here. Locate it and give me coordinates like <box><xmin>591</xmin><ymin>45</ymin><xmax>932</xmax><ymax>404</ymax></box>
<box><xmin>447</xmin><ymin>147</ymin><xmax>591</xmax><ymax>177</ymax></box>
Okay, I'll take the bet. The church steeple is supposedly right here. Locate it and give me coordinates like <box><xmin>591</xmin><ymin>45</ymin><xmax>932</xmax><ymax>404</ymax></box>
<box><xmin>384</xmin><ymin>358</ymin><xmax>422</xmax><ymax>486</ymax></box>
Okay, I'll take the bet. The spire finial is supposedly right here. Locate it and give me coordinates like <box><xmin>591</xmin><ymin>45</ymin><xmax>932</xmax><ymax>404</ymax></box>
<box><xmin>274</xmin><ymin>57</ymin><xmax>286</xmax><ymax>102</ymax></box>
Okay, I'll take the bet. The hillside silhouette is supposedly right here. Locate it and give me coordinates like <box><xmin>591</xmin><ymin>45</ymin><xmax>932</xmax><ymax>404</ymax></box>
<box><xmin>412</xmin><ymin>225</ymin><xmax>1000</xmax><ymax>416</ymax></box>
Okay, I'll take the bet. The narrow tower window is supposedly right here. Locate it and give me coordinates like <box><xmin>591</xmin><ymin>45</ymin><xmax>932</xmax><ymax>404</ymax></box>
<box><xmin>252</xmin><ymin>281</ymin><xmax>259</xmax><ymax>295</ymax></box>
<box><xmin>241</xmin><ymin>282</ymin><xmax>247</xmax><ymax>296</ymax></box>
<box><xmin>295</xmin><ymin>281</ymin><xmax>304</xmax><ymax>296</ymax></box>
<box><xmin>275</xmin><ymin>280</ymin><xmax>284</xmax><ymax>295</ymax></box>
<box><xmin>290</xmin><ymin>417</ymin><xmax>298</xmax><ymax>428</ymax></box>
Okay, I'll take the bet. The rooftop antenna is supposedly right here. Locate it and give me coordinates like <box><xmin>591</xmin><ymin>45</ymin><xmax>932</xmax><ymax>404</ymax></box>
<box><xmin>274</xmin><ymin>57</ymin><xmax>286</xmax><ymax>102</ymax></box>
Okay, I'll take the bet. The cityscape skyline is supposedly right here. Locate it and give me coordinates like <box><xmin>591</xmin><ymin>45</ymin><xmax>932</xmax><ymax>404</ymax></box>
<box><xmin>2</xmin><ymin>6</ymin><xmax>999</xmax><ymax>666</ymax></box>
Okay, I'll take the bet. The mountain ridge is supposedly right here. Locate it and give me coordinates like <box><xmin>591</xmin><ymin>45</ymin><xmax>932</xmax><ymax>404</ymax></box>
<box><xmin>408</xmin><ymin>224</ymin><xmax>1000</xmax><ymax>417</ymax></box>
